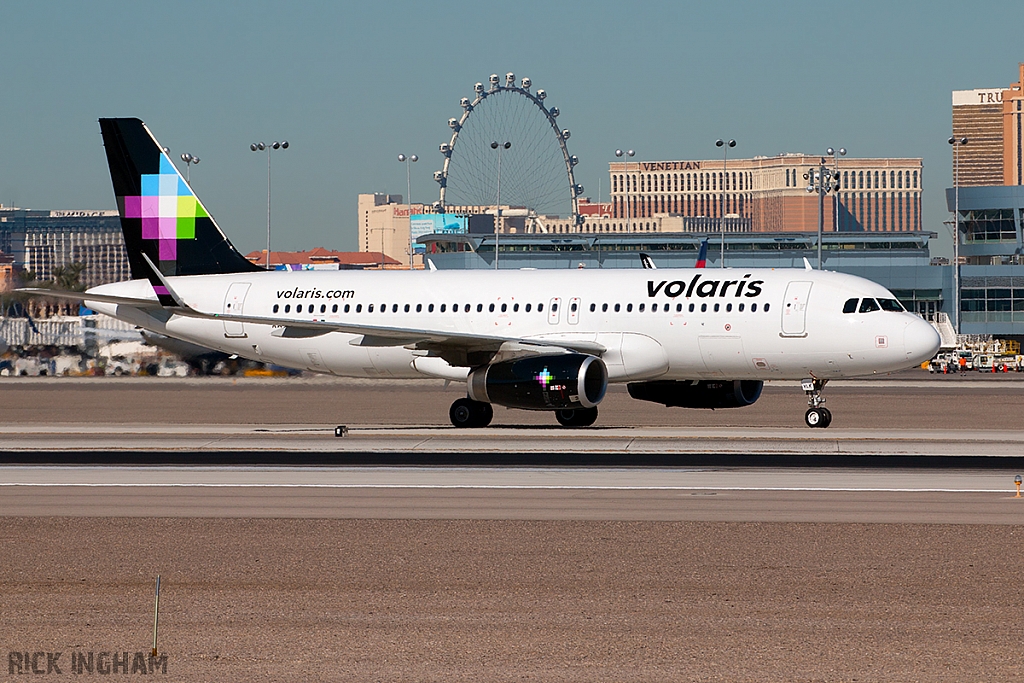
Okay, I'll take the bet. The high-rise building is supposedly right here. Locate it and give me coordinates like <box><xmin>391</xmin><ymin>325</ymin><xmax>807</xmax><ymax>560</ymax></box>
<box><xmin>951</xmin><ymin>63</ymin><xmax>1024</xmax><ymax>187</ymax></box>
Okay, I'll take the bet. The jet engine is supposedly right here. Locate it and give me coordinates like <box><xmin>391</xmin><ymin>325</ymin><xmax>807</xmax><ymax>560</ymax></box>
<box><xmin>469</xmin><ymin>354</ymin><xmax>607</xmax><ymax>411</ymax></box>
<box><xmin>627</xmin><ymin>380</ymin><xmax>763</xmax><ymax>409</ymax></box>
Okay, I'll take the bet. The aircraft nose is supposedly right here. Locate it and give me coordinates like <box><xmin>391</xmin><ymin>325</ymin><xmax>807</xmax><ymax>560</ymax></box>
<box><xmin>903</xmin><ymin>317</ymin><xmax>941</xmax><ymax>365</ymax></box>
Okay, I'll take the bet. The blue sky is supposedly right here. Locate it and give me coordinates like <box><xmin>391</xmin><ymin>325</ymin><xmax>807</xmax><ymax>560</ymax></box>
<box><xmin>0</xmin><ymin>1</ymin><xmax>1020</xmax><ymax>256</ymax></box>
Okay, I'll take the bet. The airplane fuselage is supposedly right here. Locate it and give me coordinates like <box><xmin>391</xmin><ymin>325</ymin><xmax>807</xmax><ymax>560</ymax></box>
<box><xmin>87</xmin><ymin>266</ymin><xmax>938</xmax><ymax>383</ymax></box>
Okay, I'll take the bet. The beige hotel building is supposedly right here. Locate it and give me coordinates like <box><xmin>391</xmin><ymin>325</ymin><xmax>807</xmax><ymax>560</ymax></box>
<box><xmin>592</xmin><ymin>153</ymin><xmax>923</xmax><ymax>235</ymax></box>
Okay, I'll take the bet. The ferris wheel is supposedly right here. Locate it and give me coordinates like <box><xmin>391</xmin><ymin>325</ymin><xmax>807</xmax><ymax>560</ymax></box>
<box><xmin>434</xmin><ymin>73</ymin><xmax>583</xmax><ymax>229</ymax></box>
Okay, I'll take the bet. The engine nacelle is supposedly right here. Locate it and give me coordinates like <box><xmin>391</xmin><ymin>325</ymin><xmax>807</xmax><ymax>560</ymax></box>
<box><xmin>627</xmin><ymin>380</ymin><xmax>763</xmax><ymax>409</ymax></box>
<box><xmin>469</xmin><ymin>354</ymin><xmax>607</xmax><ymax>411</ymax></box>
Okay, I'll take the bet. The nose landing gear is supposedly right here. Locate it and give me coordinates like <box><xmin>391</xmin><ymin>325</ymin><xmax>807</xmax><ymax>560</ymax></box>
<box><xmin>801</xmin><ymin>377</ymin><xmax>832</xmax><ymax>428</ymax></box>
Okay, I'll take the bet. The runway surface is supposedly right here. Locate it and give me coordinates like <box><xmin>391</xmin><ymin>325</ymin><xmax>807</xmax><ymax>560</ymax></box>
<box><xmin>2</xmin><ymin>465</ymin><xmax>1022</xmax><ymax>523</ymax></box>
<box><xmin>3</xmin><ymin>376</ymin><xmax>1023</xmax><ymax>680</ymax></box>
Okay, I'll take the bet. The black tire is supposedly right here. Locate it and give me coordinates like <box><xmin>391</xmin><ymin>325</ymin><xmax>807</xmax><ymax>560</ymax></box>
<box><xmin>804</xmin><ymin>408</ymin><xmax>824</xmax><ymax>428</ymax></box>
<box><xmin>554</xmin><ymin>407</ymin><xmax>599</xmax><ymax>428</ymax></box>
<box><xmin>474</xmin><ymin>402</ymin><xmax>494</xmax><ymax>428</ymax></box>
<box><xmin>449</xmin><ymin>398</ymin><xmax>492</xmax><ymax>428</ymax></box>
<box><xmin>819</xmin><ymin>407</ymin><xmax>833</xmax><ymax>428</ymax></box>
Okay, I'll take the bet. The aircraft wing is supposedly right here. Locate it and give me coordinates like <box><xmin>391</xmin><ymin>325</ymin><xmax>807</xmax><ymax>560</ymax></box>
<box><xmin>15</xmin><ymin>288</ymin><xmax>162</xmax><ymax>308</ymax></box>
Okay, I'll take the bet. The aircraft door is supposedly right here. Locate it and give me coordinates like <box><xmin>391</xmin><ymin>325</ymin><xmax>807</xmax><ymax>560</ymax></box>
<box><xmin>567</xmin><ymin>297</ymin><xmax>581</xmax><ymax>325</ymax></box>
<box><xmin>548</xmin><ymin>297</ymin><xmax>562</xmax><ymax>325</ymax></box>
<box><xmin>223</xmin><ymin>282</ymin><xmax>251</xmax><ymax>338</ymax></box>
<box><xmin>780</xmin><ymin>281</ymin><xmax>812</xmax><ymax>337</ymax></box>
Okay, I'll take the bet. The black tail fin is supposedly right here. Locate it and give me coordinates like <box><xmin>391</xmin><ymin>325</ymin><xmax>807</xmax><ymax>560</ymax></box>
<box><xmin>99</xmin><ymin>118</ymin><xmax>260</xmax><ymax>294</ymax></box>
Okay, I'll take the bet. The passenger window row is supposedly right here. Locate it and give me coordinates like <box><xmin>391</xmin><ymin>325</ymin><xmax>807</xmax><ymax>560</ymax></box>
<box><xmin>272</xmin><ymin>301</ymin><xmax>545</xmax><ymax>315</ymax></box>
<box><xmin>270</xmin><ymin>300</ymin><xmax>771</xmax><ymax>315</ymax></box>
<box><xmin>589</xmin><ymin>301</ymin><xmax>769</xmax><ymax>314</ymax></box>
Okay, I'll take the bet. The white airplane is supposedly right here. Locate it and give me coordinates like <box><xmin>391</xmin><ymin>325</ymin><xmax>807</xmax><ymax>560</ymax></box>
<box><xmin>25</xmin><ymin>118</ymin><xmax>940</xmax><ymax>428</ymax></box>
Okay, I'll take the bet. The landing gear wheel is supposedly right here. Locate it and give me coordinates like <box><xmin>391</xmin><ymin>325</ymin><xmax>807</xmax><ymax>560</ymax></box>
<box><xmin>449</xmin><ymin>398</ymin><xmax>493</xmax><ymax>428</ymax></box>
<box><xmin>554</xmin><ymin>407</ymin><xmax>598</xmax><ymax>428</ymax></box>
<box><xmin>819</xmin><ymin>407</ymin><xmax>832</xmax><ymax>428</ymax></box>
<box><xmin>804</xmin><ymin>407</ymin><xmax>832</xmax><ymax>428</ymax></box>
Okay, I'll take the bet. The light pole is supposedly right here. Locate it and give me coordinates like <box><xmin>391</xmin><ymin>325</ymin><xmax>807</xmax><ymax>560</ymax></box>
<box><xmin>715</xmin><ymin>139</ymin><xmax>736</xmax><ymax>267</ymax></box>
<box><xmin>804</xmin><ymin>148</ymin><xmax>844</xmax><ymax>269</ymax></box>
<box><xmin>490</xmin><ymin>141</ymin><xmax>510</xmax><ymax>269</ymax></box>
<box><xmin>180</xmin><ymin>153</ymin><xmax>200</xmax><ymax>184</ymax></box>
<box><xmin>614</xmin><ymin>149</ymin><xmax>635</xmax><ymax>233</ymax></box>
<box><xmin>397</xmin><ymin>153</ymin><xmax>418</xmax><ymax>268</ymax></box>
<box><xmin>948</xmin><ymin>136</ymin><xmax>968</xmax><ymax>333</ymax></box>
<box><xmin>250</xmin><ymin>140</ymin><xmax>289</xmax><ymax>270</ymax></box>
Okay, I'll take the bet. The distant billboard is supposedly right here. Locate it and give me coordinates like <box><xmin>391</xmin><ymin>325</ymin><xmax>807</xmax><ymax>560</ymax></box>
<box><xmin>410</xmin><ymin>213</ymin><xmax>467</xmax><ymax>253</ymax></box>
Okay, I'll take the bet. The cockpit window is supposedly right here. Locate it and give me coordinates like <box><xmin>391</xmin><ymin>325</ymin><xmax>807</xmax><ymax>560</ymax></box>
<box><xmin>859</xmin><ymin>298</ymin><xmax>880</xmax><ymax>313</ymax></box>
<box><xmin>878</xmin><ymin>298</ymin><xmax>905</xmax><ymax>312</ymax></box>
<box><xmin>843</xmin><ymin>298</ymin><xmax>858</xmax><ymax>314</ymax></box>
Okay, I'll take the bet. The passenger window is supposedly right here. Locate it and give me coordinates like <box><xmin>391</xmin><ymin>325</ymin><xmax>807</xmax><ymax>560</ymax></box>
<box><xmin>614</xmin><ymin>303</ymin><xmax>621</xmax><ymax>312</ymax></box>
<box><xmin>764</xmin><ymin>303</ymin><xmax>770</xmax><ymax>312</ymax></box>
<box><xmin>525</xmin><ymin>303</ymin><xmax>532</xmax><ymax>312</ymax></box>
<box><xmin>321</xmin><ymin>304</ymin><xmax>327</xmax><ymax>313</ymax></box>
<box><xmin>356</xmin><ymin>304</ymin><xmax>362</xmax><ymax>313</ymax></box>
<box><xmin>368</xmin><ymin>304</ymin><xmax>374</xmax><ymax>313</ymax></box>
<box><xmin>538</xmin><ymin>303</ymin><xmax>544</xmax><ymax>313</ymax></box>
<box><xmin>392</xmin><ymin>304</ymin><xmax>399</xmax><ymax>313</ymax></box>
<box><xmin>404</xmin><ymin>304</ymin><xmax>410</xmax><ymax>312</ymax></box>
<box><xmin>552</xmin><ymin>303</ymin><xmax>558</xmax><ymax>312</ymax></box>
<box><xmin>570</xmin><ymin>302</ymin><xmax>577</xmax><ymax>312</ymax></box>
<box><xmin>428</xmin><ymin>304</ymin><xmax>434</xmax><ymax>312</ymax></box>
<box><xmin>464</xmin><ymin>304</ymin><xmax>470</xmax><ymax>312</ymax></box>
<box><xmin>416</xmin><ymin>304</ymin><xmax>422</xmax><ymax>312</ymax></box>
<box><xmin>477</xmin><ymin>303</ymin><xmax>483</xmax><ymax>312</ymax></box>
<box><xmin>751</xmin><ymin>303</ymin><xmax>757</xmax><ymax>312</ymax></box>
<box><xmin>638</xmin><ymin>303</ymin><xmax>645</xmax><ymax>312</ymax></box>
<box><xmin>284</xmin><ymin>304</ymin><xmax>291</xmax><ymax>313</ymax></box>
<box><xmin>344</xmin><ymin>304</ymin><xmax>350</xmax><ymax>313</ymax></box>
<box><xmin>602</xmin><ymin>303</ymin><xmax>608</xmax><ymax>312</ymax></box>
<box><xmin>590</xmin><ymin>303</ymin><xmax>596</xmax><ymax>312</ymax></box>
<box><xmin>701</xmin><ymin>303</ymin><xmax>707</xmax><ymax>312</ymax></box>
<box><xmin>295</xmin><ymin>304</ymin><xmax>302</xmax><ymax>313</ymax></box>
<box><xmin>714</xmin><ymin>303</ymin><xmax>720</xmax><ymax>312</ymax></box>
<box><xmin>453</xmin><ymin>303</ymin><xmax>458</xmax><ymax>311</ymax></box>
<box><xmin>332</xmin><ymin>304</ymin><xmax>338</xmax><ymax>313</ymax></box>
<box><xmin>859</xmin><ymin>298</ymin><xmax>880</xmax><ymax>313</ymax></box>
<box><xmin>513</xmin><ymin>303</ymin><xmax>519</xmax><ymax>312</ymax></box>
<box><xmin>651</xmin><ymin>303</ymin><xmax>658</xmax><ymax>312</ymax></box>
<box><xmin>273</xmin><ymin>304</ymin><xmax>279</xmax><ymax>313</ymax></box>
<box><xmin>627</xmin><ymin>303</ymin><xmax>633</xmax><ymax>312</ymax></box>
<box><xmin>489</xmin><ymin>303</ymin><xmax>495</xmax><ymax>312</ymax></box>
<box><xmin>843</xmin><ymin>298</ymin><xmax>858</xmax><ymax>314</ymax></box>
<box><xmin>440</xmin><ymin>304</ymin><xmax>446</xmax><ymax>313</ymax></box>
<box><xmin>688</xmin><ymin>303</ymin><xmax>694</xmax><ymax>312</ymax></box>
<box><xmin>726</xmin><ymin>303</ymin><xmax>732</xmax><ymax>312</ymax></box>
<box><xmin>501</xmin><ymin>303</ymin><xmax>508</xmax><ymax>312</ymax></box>
<box><xmin>738</xmin><ymin>303</ymin><xmax>744</xmax><ymax>312</ymax></box>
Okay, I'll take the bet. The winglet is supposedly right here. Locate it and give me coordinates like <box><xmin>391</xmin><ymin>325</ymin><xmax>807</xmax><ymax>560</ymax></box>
<box><xmin>142</xmin><ymin>252</ymin><xmax>191</xmax><ymax>309</ymax></box>
<box><xmin>426</xmin><ymin>258</ymin><xmax>438</xmax><ymax>272</ymax></box>
<box><xmin>803</xmin><ymin>257</ymin><xmax>813</xmax><ymax>271</ymax></box>
<box><xmin>639</xmin><ymin>253</ymin><xmax>657</xmax><ymax>270</ymax></box>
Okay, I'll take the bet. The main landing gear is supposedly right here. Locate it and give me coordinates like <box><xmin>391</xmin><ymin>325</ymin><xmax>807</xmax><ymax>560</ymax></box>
<box><xmin>554</xmin><ymin>407</ymin><xmax>599</xmax><ymax>428</ymax></box>
<box><xmin>448</xmin><ymin>399</ymin><xmax>600</xmax><ymax>428</ymax></box>
<box><xmin>801</xmin><ymin>377</ymin><xmax>832</xmax><ymax>428</ymax></box>
<box><xmin>449</xmin><ymin>398</ymin><xmax>493</xmax><ymax>428</ymax></box>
